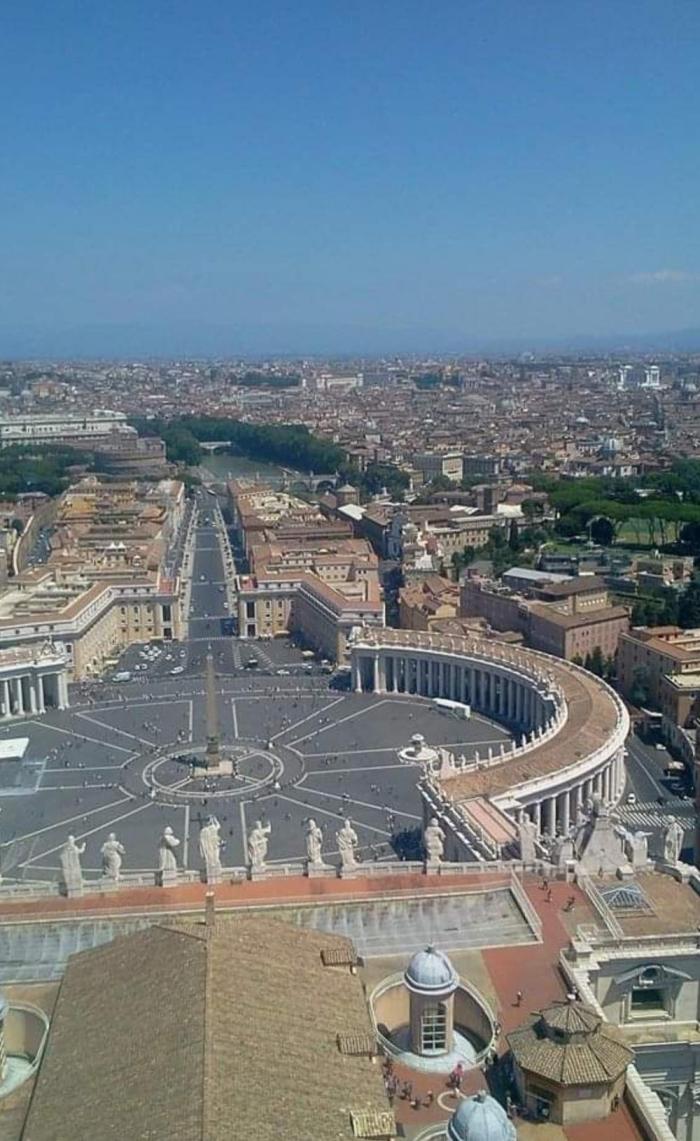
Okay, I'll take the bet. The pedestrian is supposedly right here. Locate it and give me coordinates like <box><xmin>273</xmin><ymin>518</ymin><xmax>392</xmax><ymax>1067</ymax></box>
<box><xmin>424</xmin><ymin>1090</ymin><xmax>434</xmax><ymax>1107</ymax></box>
<box><xmin>546</xmin><ymin>888</ymin><xmax>553</xmax><ymax>903</ymax></box>
<box><xmin>541</xmin><ymin>877</ymin><xmax>548</xmax><ymax>891</ymax></box>
<box><xmin>515</xmin><ymin>989</ymin><xmax>523</xmax><ymax>1007</ymax></box>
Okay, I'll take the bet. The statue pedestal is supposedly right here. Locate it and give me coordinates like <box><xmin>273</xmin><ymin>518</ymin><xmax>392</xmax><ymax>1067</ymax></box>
<box><xmin>158</xmin><ymin>869</ymin><xmax>179</xmax><ymax>888</ymax></box>
<box><xmin>62</xmin><ymin>878</ymin><xmax>84</xmax><ymax>898</ymax></box>
<box><xmin>616</xmin><ymin>862</ymin><xmax>635</xmax><ymax>880</ymax></box>
<box><xmin>424</xmin><ymin>860</ymin><xmax>442</xmax><ymax>875</ymax></box>
<box><xmin>307</xmin><ymin>863</ymin><xmax>334</xmax><ymax>878</ymax></box>
<box><xmin>249</xmin><ymin>865</ymin><xmax>273</xmax><ymax>880</ymax></box>
<box><xmin>338</xmin><ymin>864</ymin><xmax>361</xmax><ymax>879</ymax></box>
<box><xmin>192</xmin><ymin>758</ymin><xmax>233</xmax><ymax>778</ymax></box>
<box><xmin>203</xmin><ymin>867</ymin><xmax>222</xmax><ymax>885</ymax></box>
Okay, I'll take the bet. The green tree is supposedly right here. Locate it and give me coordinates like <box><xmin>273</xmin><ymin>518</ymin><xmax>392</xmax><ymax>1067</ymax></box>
<box><xmin>590</xmin><ymin>516</ymin><xmax>615</xmax><ymax>546</ymax></box>
<box><xmin>583</xmin><ymin>647</ymin><xmax>605</xmax><ymax>677</ymax></box>
<box><xmin>678</xmin><ymin>578</ymin><xmax>700</xmax><ymax>628</ymax></box>
<box><xmin>630</xmin><ymin>666</ymin><xmax>651</xmax><ymax>707</ymax></box>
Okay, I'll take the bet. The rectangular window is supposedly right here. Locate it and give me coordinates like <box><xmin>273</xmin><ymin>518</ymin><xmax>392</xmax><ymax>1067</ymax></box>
<box><xmin>630</xmin><ymin>986</ymin><xmax>668</xmax><ymax>1017</ymax></box>
<box><xmin>420</xmin><ymin>1004</ymin><xmax>447</xmax><ymax>1054</ymax></box>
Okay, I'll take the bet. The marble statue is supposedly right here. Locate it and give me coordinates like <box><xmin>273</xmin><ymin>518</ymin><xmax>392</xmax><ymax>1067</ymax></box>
<box><xmin>517</xmin><ymin>815</ymin><xmax>538</xmax><ymax>864</ymax></box>
<box><xmin>247</xmin><ymin>819</ymin><xmax>272</xmax><ymax>869</ymax></box>
<box><xmin>621</xmin><ymin>828</ymin><xmax>650</xmax><ymax>870</ymax></box>
<box><xmin>199</xmin><ymin>816</ymin><xmax>223</xmax><ymax>880</ymax></box>
<box><xmin>305</xmin><ymin>818</ymin><xmax>325</xmax><ymax>866</ymax></box>
<box><xmin>663</xmin><ymin>818</ymin><xmax>684</xmax><ymax>865</ymax></box>
<box><xmin>60</xmin><ymin>834</ymin><xmax>86</xmax><ymax>891</ymax></box>
<box><xmin>100</xmin><ymin>833</ymin><xmax>125</xmax><ymax>880</ymax></box>
<box><xmin>158</xmin><ymin>825</ymin><xmax>180</xmax><ymax>873</ymax></box>
<box><xmin>424</xmin><ymin>817</ymin><xmax>446</xmax><ymax>863</ymax></box>
<box><xmin>336</xmin><ymin>818</ymin><xmax>359</xmax><ymax>870</ymax></box>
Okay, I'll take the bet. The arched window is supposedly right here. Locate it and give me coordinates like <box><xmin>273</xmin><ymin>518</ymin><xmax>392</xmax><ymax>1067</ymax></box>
<box><xmin>421</xmin><ymin>1003</ymin><xmax>447</xmax><ymax>1054</ymax></box>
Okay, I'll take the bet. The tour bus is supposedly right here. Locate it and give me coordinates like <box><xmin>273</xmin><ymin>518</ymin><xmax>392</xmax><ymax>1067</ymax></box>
<box><xmin>433</xmin><ymin>697</ymin><xmax>471</xmax><ymax>719</ymax></box>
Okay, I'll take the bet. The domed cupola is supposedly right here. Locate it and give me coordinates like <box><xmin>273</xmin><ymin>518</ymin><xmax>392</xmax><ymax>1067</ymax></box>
<box><xmin>404</xmin><ymin>946</ymin><xmax>458</xmax><ymax>998</ymax></box>
<box><xmin>447</xmin><ymin>1091</ymin><xmax>517</xmax><ymax>1141</ymax></box>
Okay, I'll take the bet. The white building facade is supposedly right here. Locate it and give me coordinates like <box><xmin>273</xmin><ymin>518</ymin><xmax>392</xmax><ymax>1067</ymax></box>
<box><xmin>0</xmin><ymin>644</ymin><xmax>69</xmax><ymax>718</ymax></box>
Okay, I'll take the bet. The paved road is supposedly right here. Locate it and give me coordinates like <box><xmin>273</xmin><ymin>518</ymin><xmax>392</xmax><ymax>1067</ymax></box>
<box><xmin>624</xmin><ymin>732</ymin><xmax>694</xmax><ymax>858</ymax></box>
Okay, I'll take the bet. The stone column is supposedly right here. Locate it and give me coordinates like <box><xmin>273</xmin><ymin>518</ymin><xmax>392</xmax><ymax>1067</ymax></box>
<box><xmin>36</xmin><ymin>675</ymin><xmax>46</xmax><ymax>713</ymax></box>
<box><xmin>0</xmin><ymin>679</ymin><xmax>9</xmax><ymax>718</ymax></box>
<box><xmin>533</xmin><ymin>801</ymin><xmax>542</xmax><ymax>834</ymax></box>
<box><xmin>12</xmin><ymin>677</ymin><xmax>23</xmax><ymax>716</ymax></box>
<box><xmin>352</xmin><ymin>658</ymin><xmax>362</xmax><ymax>693</ymax></box>
<box><xmin>372</xmin><ymin>655</ymin><xmax>380</xmax><ymax>694</ymax></box>
<box><xmin>603</xmin><ymin>765</ymin><xmax>611</xmax><ymax>804</ymax></box>
<box><xmin>573</xmin><ymin>783</ymin><xmax>583</xmax><ymax>819</ymax></box>
<box><xmin>28</xmin><ymin>678</ymin><xmax>37</xmax><ymax>715</ymax></box>
<box><xmin>560</xmin><ymin>790</ymin><xmax>570</xmax><ymax>835</ymax></box>
<box><xmin>545</xmin><ymin>797</ymin><xmax>556</xmax><ymax>837</ymax></box>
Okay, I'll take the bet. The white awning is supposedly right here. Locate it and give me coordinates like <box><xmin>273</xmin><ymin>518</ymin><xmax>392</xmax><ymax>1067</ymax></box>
<box><xmin>0</xmin><ymin>737</ymin><xmax>29</xmax><ymax>761</ymax></box>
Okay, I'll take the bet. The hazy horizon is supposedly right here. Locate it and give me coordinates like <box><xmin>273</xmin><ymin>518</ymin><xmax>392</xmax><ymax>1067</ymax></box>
<box><xmin>2</xmin><ymin>1</ymin><xmax>699</xmax><ymax>356</ymax></box>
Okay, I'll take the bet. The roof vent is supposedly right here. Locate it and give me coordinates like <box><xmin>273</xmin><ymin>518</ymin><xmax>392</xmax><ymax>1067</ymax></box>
<box><xmin>321</xmin><ymin>945</ymin><xmax>358</xmax><ymax>967</ymax></box>
<box><xmin>349</xmin><ymin>1109</ymin><xmax>396</xmax><ymax>1138</ymax></box>
<box><xmin>337</xmin><ymin>1031</ymin><xmax>376</xmax><ymax>1057</ymax></box>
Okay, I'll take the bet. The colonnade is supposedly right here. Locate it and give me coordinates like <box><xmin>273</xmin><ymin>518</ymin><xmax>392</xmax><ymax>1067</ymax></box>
<box><xmin>0</xmin><ymin>671</ymin><xmax>68</xmax><ymax>719</ymax></box>
<box><xmin>351</xmin><ymin>639</ymin><xmax>628</xmax><ymax>843</ymax></box>
<box><xmin>515</xmin><ymin>746</ymin><xmax>627</xmax><ymax>838</ymax></box>
<box><xmin>352</xmin><ymin>650</ymin><xmax>551</xmax><ymax>733</ymax></box>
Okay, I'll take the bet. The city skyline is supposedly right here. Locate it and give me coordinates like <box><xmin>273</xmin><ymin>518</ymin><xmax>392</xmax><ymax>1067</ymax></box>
<box><xmin>2</xmin><ymin>0</ymin><xmax>699</xmax><ymax>355</ymax></box>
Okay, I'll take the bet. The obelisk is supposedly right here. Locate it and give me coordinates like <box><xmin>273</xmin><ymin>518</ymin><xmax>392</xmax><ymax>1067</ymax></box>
<box><xmin>205</xmin><ymin>649</ymin><xmax>220</xmax><ymax>765</ymax></box>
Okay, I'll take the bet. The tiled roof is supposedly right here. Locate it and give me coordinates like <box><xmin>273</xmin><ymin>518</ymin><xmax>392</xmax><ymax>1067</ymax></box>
<box><xmin>22</xmin><ymin>916</ymin><xmax>391</xmax><ymax>1141</ymax></box>
<box><xmin>508</xmin><ymin>1001</ymin><xmax>632</xmax><ymax>1087</ymax></box>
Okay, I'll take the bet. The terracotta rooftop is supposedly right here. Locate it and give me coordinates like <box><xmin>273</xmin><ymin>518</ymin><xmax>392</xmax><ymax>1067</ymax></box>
<box><xmin>22</xmin><ymin>917</ymin><xmax>390</xmax><ymax>1141</ymax></box>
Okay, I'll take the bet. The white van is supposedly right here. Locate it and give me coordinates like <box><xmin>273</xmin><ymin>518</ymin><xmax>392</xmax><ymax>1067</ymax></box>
<box><xmin>112</xmin><ymin>670</ymin><xmax>132</xmax><ymax>683</ymax></box>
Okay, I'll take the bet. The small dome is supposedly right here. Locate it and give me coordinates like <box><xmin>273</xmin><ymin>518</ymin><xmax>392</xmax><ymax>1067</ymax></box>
<box><xmin>447</xmin><ymin>1092</ymin><xmax>516</xmax><ymax>1141</ymax></box>
<box><xmin>404</xmin><ymin>945</ymin><xmax>458</xmax><ymax>996</ymax></box>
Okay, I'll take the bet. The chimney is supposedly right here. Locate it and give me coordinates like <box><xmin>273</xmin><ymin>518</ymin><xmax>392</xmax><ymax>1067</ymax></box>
<box><xmin>204</xmin><ymin>890</ymin><xmax>216</xmax><ymax>929</ymax></box>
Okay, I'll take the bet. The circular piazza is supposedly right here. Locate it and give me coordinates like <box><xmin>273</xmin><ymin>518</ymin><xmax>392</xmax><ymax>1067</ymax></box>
<box><xmin>0</xmin><ymin>624</ymin><xmax>628</xmax><ymax>882</ymax></box>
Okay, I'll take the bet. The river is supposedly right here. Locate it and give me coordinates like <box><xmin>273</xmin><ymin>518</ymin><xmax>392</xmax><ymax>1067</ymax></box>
<box><xmin>199</xmin><ymin>452</ymin><xmax>290</xmax><ymax>486</ymax></box>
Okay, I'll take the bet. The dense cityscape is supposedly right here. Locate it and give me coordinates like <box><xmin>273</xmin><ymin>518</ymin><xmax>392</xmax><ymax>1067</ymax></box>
<box><xmin>3</xmin><ymin>0</ymin><xmax>699</xmax><ymax>1137</ymax></box>
<box><xmin>0</xmin><ymin>355</ymin><xmax>697</xmax><ymax>1139</ymax></box>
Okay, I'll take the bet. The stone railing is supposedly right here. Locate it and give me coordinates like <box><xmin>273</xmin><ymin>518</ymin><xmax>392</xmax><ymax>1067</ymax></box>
<box><xmin>509</xmin><ymin>871</ymin><xmax>543</xmax><ymax>941</ymax></box>
<box><xmin>0</xmin><ymin>859</ymin><xmax>558</xmax><ymax>906</ymax></box>
<box><xmin>369</xmin><ymin>970</ymin><xmax>497</xmax><ymax>1067</ymax></box>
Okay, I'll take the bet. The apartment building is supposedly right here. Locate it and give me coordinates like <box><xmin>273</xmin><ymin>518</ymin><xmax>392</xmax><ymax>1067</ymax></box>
<box><xmin>0</xmin><ymin>476</ymin><xmax>186</xmax><ymax>678</ymax></box>
<box><xmin>0</xmin><ymin>568</ymin><xmax>181</xmax><ymax>679</ymax></box>
<box><xmin>398</xmin><ymin>574</ymin><xmax>460</xmax><ymax>631</ymax></box>
<box><xmin>415</xmin><ymin>450</ymin><xmax>464</xmax><ymax>483</ymax></box>
<box><xmin>461</xmin><ymin>575</ymin><xmax>629</xmax><ymax>662</ymax></box>
<box><xmin>230</xmin><ymin>481</ymin><xmax>384</xmax><ymax>660</ymax></box>
<box><xmin>0</xmin><ymin>409</ymin><xmax>129</xmax><ymax>446</ymax></box>
<box><xmin>617</xmin><ymin>626</ymin><xmax>700</xmax><ymax>708</ymax></box>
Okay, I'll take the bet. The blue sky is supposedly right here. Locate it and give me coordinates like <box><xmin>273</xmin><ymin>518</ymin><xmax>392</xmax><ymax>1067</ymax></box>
<box><xmin>1</xmin><ymin>0</ymin><xmax>699</xmax><ymax>354</ymax></box>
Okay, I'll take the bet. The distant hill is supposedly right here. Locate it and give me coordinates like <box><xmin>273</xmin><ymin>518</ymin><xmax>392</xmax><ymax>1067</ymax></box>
<box><xmin>1</xmin><ymin>321</ymin><xmax>700</xmax><ymax>360</ymax></box>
